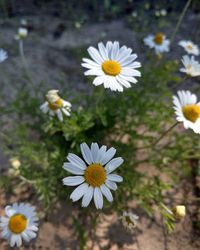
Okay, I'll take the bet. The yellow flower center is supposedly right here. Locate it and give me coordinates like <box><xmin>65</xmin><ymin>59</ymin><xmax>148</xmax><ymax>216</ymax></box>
<box><xmin>8</xmin><ymin>214</ymin><xmax>27</xmax><ymax>234</ymax></box>
<box><xmin>154</xmin><ymin>33</ymin><xmax>164</xmax><ymax>45</ymax></box>
<box><xmin>182</xmin><ymin>104</ymin><xmax>200</xmax><ymax>123</ymax></box>
<box><xmin>48</xmin><ymin>98</ymin><xmax>63</xmax><ymax>110</ymax></box>
<box><xmin>102</xmin><ymin>60</ymin><xmax>121</xmax><ymax>76</ymax></box>
<box><xmin>187</xmin><ymin>44</ymin><xmax>193</xmax><ymax>50</ymax></box>
<box><xmin>84</xmin><ymin>164</ymin><xmax>106</xmax><ymax>187</ymax></box>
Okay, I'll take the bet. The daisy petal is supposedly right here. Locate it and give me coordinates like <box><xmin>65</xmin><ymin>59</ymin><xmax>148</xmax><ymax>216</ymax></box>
<box><xmin>94</xmin><ymin>187</ymin><xmax>103</xmax><ymax>209</ymax></box>
<box><xmin>62</xmin><ymin>176</ymin><xmax>84</xmax><ymax>186</ymax></box>
<box><xmin>88</xmin><ymin>47</ymin><xmax>104</xmax><ymax>63</ymax></box>
<box><xmin>63</xmin><ymin>163</ymin><xmax>84</xmax><ymax>175</ymax></box>
<box><xmin>70</xmin><ymin>183</ymin><xmax>89</xmax><ymax>202</ymax></box>
<box><xmin>105</xmin><ymin>157</ymin><xmax>124</xmax><ymax>174</ymax></box>
<box><xmin>80</xmin><ymin>143</ymin><xmax>93</xmax><ymax>164</ymax></box>
<box><xmin>107</xmin><ymin>174</ymin><xmax>123</xmax><ymax>182</ymax></box>
<box><xmin>91</xmin><ymin>143</ymin><xmax>99</xmax><ymax>163</ymax></box>
<box><xmin>82</xmin><ymin>186</ymin><xmax>94</xmax><ymax>207</ymax></box>
<box><xmin>105</xmin><ymin>180</ymin><xmax>117</xmax><ymax>190</ymax></box>
<box><xmin>101</xmin><ymin>147</ymin><xmax>116</xmax><ymax>165</ymax></box>
<box><xmin>67</xmin><ymin>153</ymin><xmax>86</xmax><ymax>170</ymax></box>
<box><xmin>100</xmin><ymin>184</ymin><xmax>113</xmax><ymax>202</ymax></box>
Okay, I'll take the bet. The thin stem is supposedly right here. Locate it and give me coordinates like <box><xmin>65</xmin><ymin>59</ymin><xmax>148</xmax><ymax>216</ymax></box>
<box><xmin>19</xmin><ymin>40</ymin><xmax>34</xmax><ymax>85</ymax></box>
<box><xmin>152</xmin><ymin>122</ymin><xmax>179</xmax><ymax>147</ymax></box>
<box><xmin>136</xmin><ymin>122</ymin><xmax>179</xmax><ymax>150</ymax></box>
<box><xmin>160</xmin><ymin>203</ymin><xmax>173</xmax><ymax>215</ymax></box>
<box><xmin>95</xmin><ymin>87</ymin><xmax>105</xmax><ymax>110</ymax></box>
<box><xmin>170</xmin><ymin>0</ymin><xmax>192</xmax><ymax>44</ymax></box>
<box><xmin>20</xmin><ymin>175</ymin><xmax>36</xmax><ymax>184</ymax></box>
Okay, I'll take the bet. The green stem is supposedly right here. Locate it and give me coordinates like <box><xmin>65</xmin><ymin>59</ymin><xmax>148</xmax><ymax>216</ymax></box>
<box><xmin>136</xmin><ymin>122</ymin><xmax>179</xmax><ymax>150</ymax></box>
<box><xmin>95</xmin><ymin>87</ymin><xmax>105</xmax><ymax>110</ymax></box>
<box><xmin>170</xmin><ymin>0</ymin><xmax>192</xmax><ymax>44</ymax></box>
<box><xmin>19</xmin><ymin>40</ymin><xmax>34</xmax><ymax>85</ymax></box>
<box><xmin>20</xmin><ymin>175</ymin><xmax>36</xmax><ymax>184</ymax></box>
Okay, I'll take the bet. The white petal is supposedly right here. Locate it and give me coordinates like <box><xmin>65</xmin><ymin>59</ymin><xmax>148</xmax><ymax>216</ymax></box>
<box><xmin>94</xmin><ymin>187</ymin><xmax>103</xmax><ymax>209</ymax></box>
<box><xmin>62</xmin><ymin>176</ymin><xmax>84</xmax><ymax>186</ymax></box>
<box><xmin>88</xmin><ymin>47</ymin><xmax>104</xmax><ymax>63</ymax></box>
<box><xmin>109</xmin><ymin>77</ymin><xmax>124</xmax><ymax>92</ymax></box>
<box><xmin>70</xmin><ymin>183</ymin><xmax>89</xmax><ymax>202</ymax></box>
<box><xmin>26</xmin><ymin>230</ymin><xmax>37</xmax><ymax>239</ymax></box>
<box><xmin>62</xmin><ymin>108</ymin><xmax>70</xmax><ymax>117</ymax></box>
<box><xmin>98</xmin><ymin>42</ymin><xmax>109</xmax><ymax>60</ymax></box>
<box><xmin>93</xmin><ymin>76</ymin><xmax>104</xmax><ymax>86</ymax></box>
<box><xmin>10</xmin><ymin>234</ymin><xmax>21</xmax><ymax>247</ymax></box>
<box><xmin>82</xmin><ymin>186</ymin><xmax>94</xmax><ymax>207</ymax></box>
<box><xmin>106</xmin><ymin>41</ymin><xmax>113</xmax><ymax>57</ymax></box>
<box><xmin>82</xmin><ymin>58</ymin><xmax>100</xmax><ymax>67</ymax></box>
<box><xmin>100</xmin><ymin>147</ymin><xmax>116</xmax><ymax>165</ymax></box>
<box><xmin>120</xmin><ymin>54</ymin><xmax>137</xmax><ymax>66</ymax></box>
<box><xmin>28</xmin><ymin>225</ymin><xmax>38</xmax><ymax>231</ymax></box>
<box><xmin>100</xmin><ymin>184</ymin><xmax>113</xmax><ymax>202</ymax></box>
<box><xmin>84</xmin><ymin>68</ymin><xmax>104</xmax><ymax>76</ymax></box>
<box><xmin>63</xmin><ymin>163</ymin><xmax>84</xmax><ymax>175</ymax></box>
<box><xmin>121</xmin><ymin>68</ymin><xmax>141</xmax><ymax>77</ymax></box>
<box><xmin>40</xmin><ymin>102</ymin><xmax>49</xmax><ymax>113</ymax></box>
<box><xmin>111</xmin><ymin>41</ymin><xmax>119</xmax><ymax>60</ymax></box>
<box><xmin>80</xmin><ymin>143</ymin><xmax>93</xmax><ymax>164</ymax></box>
<box><xmin>107</xmin><ymin>174</ymin><xmax>123</xmax><ymax>182</ymax></box>
<box><xmin>116</xmin><ymin>76</ymin><xmax>131</xmax><ymax>88</ymax></box>
<box><xmin>5</xmin><ymin>206</ymin><xmax>15</xmax><ymax>217</ymax></box>
<box><xmin>67</xmin><ymin>153</ymin><xmax>86</xmax><ymax>170</ymax></box>
<box><xmin>118</xmin><ymin>74</ymin><xmax>137</xmax><ymax>83</ymax></box>
<box><xmin>117</xmin><ymin>47</ymin><xmax>132</xmax><ymax>62</ymax></box>
<box><xmin>96</xmin><ymin>145</ymin><xmax>107</xmax><ymax>163</ymax></box>
<box><xmin>90</xmin><ymin>143</ymin><xmax>99</xmax><ymax>162</ymax></box>
<box><xmin>105</xmin><ymin>180</ymin><xmax>118</xmax><ymax>190</ymax></box>
<box><xmin>22</xmin><ymin>232</ymin><xmax>31</xmax><ymax>242</ymax></box>
<box><xmin>56</xmin><ymin>109</ymin><xmax>63</xmax><ymax>122</ymax></box>
<box><xmin>105</xmin><ymin>157</ymin><xmax>124</xmax><ymax>174</ymax></box>
<box><xmin>1</xmin><ymin>229</ymin><xmax>10</xmax><ymax>239</ymax></box>
<box><xmin>0</xmin><ymin>217</ymin><xmax>9</xmax><ymax>223</ymax></box>
<box><xmin>81</xmin><ymin>62</ymin><xmax>100</xmax><ymax>69</ymax></box>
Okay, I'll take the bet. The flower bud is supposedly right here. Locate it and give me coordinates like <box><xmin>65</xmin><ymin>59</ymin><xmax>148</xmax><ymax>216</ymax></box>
<box><xmin>46</xmin><ymin>90</ymin><xmax>60</xmax><ymax>103</ymax></box>
<box><xmin>10</xmin><ymin>158</ymin><xmax>21</xmax><ymax>169</ymax></box>
<box><xmin>18</xmin><ymin>28</ymin><xmax>28</xmax><ymax>39</ymax></box>
<box><xmin>172</xmin><ymin>205</ymin><xmax>186</xmax><ymax>220</ymax></box>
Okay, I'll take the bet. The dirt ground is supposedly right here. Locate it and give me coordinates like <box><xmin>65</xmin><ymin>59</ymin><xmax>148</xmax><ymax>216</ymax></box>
<box><xmin>1</xmin><ymin>163</ymin><xmax>200</xmax><ymax>250</ymax></box>
<box><xmin>1</xmin><ymin>3</ymin><xmax>200</xmax><ymax>250</ymax></box>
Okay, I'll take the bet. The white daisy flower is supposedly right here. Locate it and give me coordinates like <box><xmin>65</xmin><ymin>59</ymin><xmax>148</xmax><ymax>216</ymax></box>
<box><xmin>180</xmin><ymin>55</ymin><xmax>200</xmax><ymax>77</ymax></box>
<box><xmin>62</xmin><ymin>142</ymin><xmax>124</xmax><ymax>209</ymax></box>
<box><xmin>121</xmin><ymin>211</ymin><xmax>139</xmax><ymax>232</ymax></box>
<box><xmin>0</xmin><ymin>49</ymin><xmax>8</xmax><ymax>63</ymax></box>
<box><xmin>40</xmin><ymin>89</ymin><xmax>72</xmax><ymax>122</ymax></box>
<box><xmin>178</xmin><ymin>40</ymin><xmax>199</xmax><ymax>56</ymax></box>
<box><xmin>144</xmin><ymin>33</ymin><xmax>170</xmax><ymax>54</ymax></box>
<box><xmin>81</xmin><ymin>41</ymin><xmax>141</xmax><ymax>92</ymax></box>
<box><xmin>173</xmin><ymin>90</ymin><xmax>200</xmax><ymax>134</ymax></box>
<box><xmin>0</xmin><ymin>203</ymin><xmax>39</xmax><ymax>247</ymax></box>
<box><xmin>15</xmin><ymin>27</ymin><xmax>28</xmax><ymax>40</ymax></box>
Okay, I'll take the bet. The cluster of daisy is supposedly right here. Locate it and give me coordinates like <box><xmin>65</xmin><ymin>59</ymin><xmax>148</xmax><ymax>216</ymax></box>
<box><xmin>143</xmin><ymin>32</ymin><xmax>200</xmax><ymax>77</ymax></box>
<box><xmin>179</xmin><ymin>40</ymin><xmax>200</xmax><ymax>77</ymax></box>
<box><xmin>1</xmin><ymin>30</ymin><xmax>195</xmax><ymax>247</ymax></box>
<box><xmin>40</xmin><ymin>41</ymin><xmax>142</xmax><ymax>122</ymax></box>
